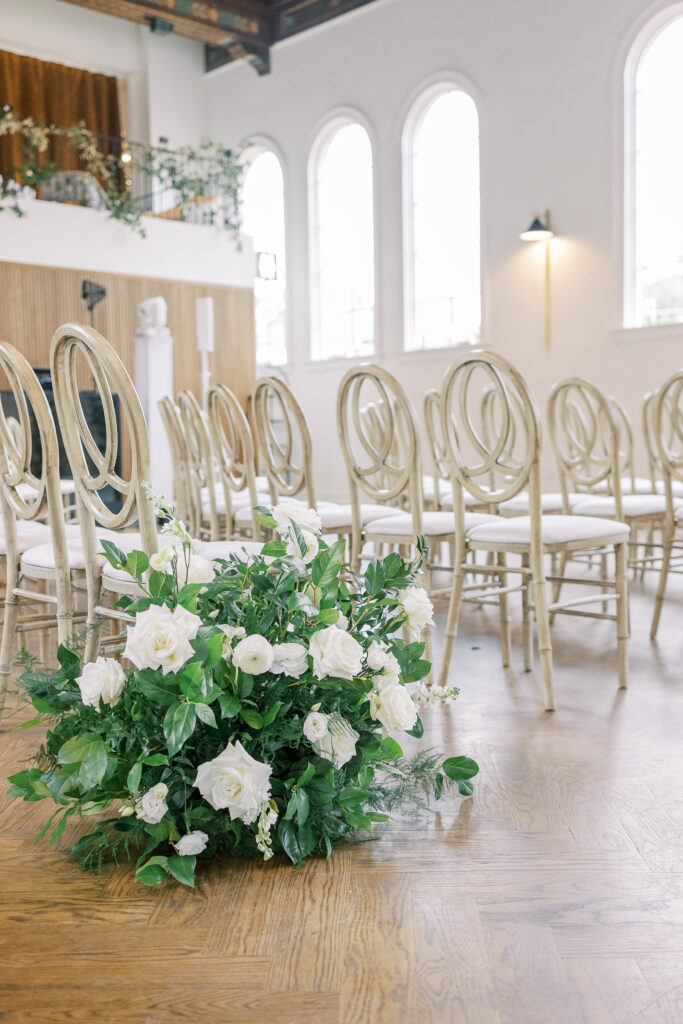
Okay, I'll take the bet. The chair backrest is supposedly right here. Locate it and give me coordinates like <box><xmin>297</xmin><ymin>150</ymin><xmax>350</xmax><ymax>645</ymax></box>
<box><xmin>547</xmin><ymin>376</ymin><xmax>622</xmax><ymax>517</ymax></box>
<box><xmin>440</xmin><ymin>350</ymin><xmax>541</xmax><ymax>519</ymax></box>
<box><xmin>251</xmin><ymin>376</ymin><xmax>316</xmax><ymax>507</ymax></box>
<box><xmin>50</xmin><ymin>322</ymin><xmax>158</xmax><ymax>557</ymax></box>
<box><xmin>0</xmin><ymin>342</ymin><xmax>69</xmax><ymax>576</ymax></box>
<box><xmin>337</xmin><ymin>363</ymin><xmax>423</xmax><ymax>532</ymax></box>
<box><xmin>423</xmin><ymin>388</ymin><xmax>452</xmax><ymax>506</ymax></box>
<box><xmin>653</xmin><ymin>369</ymin><xmax>683</xmax><ymax>513</ymax></box>
<box><xmin>607</xmin><ymin>395</ymin><xmax>638</xmax><ymax>494</ymax></box>
<box><xmin>177</xmin><ymin>389</ymin><xmax>219</xmax><ymax>541</ymax></box>
<box><xmin>208</xmin><ymin>383</ymin><xmax>261</xmax><ymax>539</ymax></box>
<box><xmin>158</xmin><ymin>396</ymin><xmax>191</xmax><ymax>527</ymax></box>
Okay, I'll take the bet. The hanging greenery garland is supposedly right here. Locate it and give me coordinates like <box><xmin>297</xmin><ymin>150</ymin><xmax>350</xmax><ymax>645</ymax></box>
<box><xmin>0</xmin><ymin>106</ymin><xmax>246</xmax><ymax>239</ymax></box>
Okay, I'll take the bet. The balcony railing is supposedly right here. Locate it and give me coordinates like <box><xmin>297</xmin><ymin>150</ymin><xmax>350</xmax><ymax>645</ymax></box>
<box><xmin>0</xmin><ymin>109</ymin><xmax>244</xmax><ymax>236</ymax></box>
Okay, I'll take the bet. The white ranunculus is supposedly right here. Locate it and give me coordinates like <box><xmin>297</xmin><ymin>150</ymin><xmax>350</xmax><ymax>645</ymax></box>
<box><xmin>366</xmin><ymin>640</ymin><xmax>389</xmax><ymax>672</ymax></box>
<box><xmin>315</xmin><ymin>713</ymin><xmax>359</xmax><ymax>768</ymax></box>
<box><xmin>369</xmin><ymin>683</ymin><xmax>418</xmax><ymax>735</ymax></box>
<box><xmin>77</xmin><ymin>657</ymin><xmax>126</xmax><ymax>710</ymax></box>
<box><xmin>232</xmin><ymin>635</ymin><xmax>274</xmax><ymax>675</ymax></box>
<box><xmin>124</xmin><ymin>603</ymin><xmax>201</xmax><ymax>675</ymax></box>
<box><xmin>271</xmin><ymin>642</ymin><xmax>309</xmax><ymax>678</ymax></box>
<box><xmin>135</xmin><ymin>782</ymin><xmax>169</xmax><ymax>824</ymax></box>
<box><xmin>399</xmin><ymin>586</ymin><xmax>435</xmax><ymax>639</ymax></box>
<box><xmin>272</xmin><ymin>502</ymin><xmax>323</xmax><ymax>537</ymax></box>
<box><xmin>176</xmin><ymin>830</ymin><xmax>209</xmax><ymax>856</ymax></box>
<box><xmin>286</xmin><ymin>529</ymin><xmax>319</xmax><ymax>564</ymax></box>
<box><xmin>149</xmin><ymin>545</ymin><xmax>175</xmax><ymax>574</ymax></box>
<box><xmin>182</xmin><ymin>553</ymin><xmax>216</xmax><ymax>585</ymax></box>
<box><xmin>372</xmin><ymin>652</ymin><xmax>401</xmax><ymax>690</ymax></box>
<box><xmin>309</xmin><ymin>626</ymin><xmax>363</xmax><ymax>681</ymax></box>
<box><xmin>303</xmin><ymin>711</ymin><xmax>329</xmax><ymax>742</ymax></box>
<box><xmin>194</xmin><ymin>740</ymin><xmax>272</xmax><ymax>823</ymax></box>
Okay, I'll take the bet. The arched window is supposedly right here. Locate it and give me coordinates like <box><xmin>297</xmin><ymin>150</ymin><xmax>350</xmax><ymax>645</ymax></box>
<box><xmin>309</xmin><ymin>118</ymin><xmax>375</xmax><ymax>360</ymax></box>
<box><xmin>241</xmin><ymin>148</ymin><xmax>287</xmax><ymax>366</ymax></box>
<box><xmin>403</xmin><ymin>85</ymin><xmax>481</xmax><ymax>351</ymax></box>
<box><xmin>625</xmin><ymin>9</ymin><xmax>683</xmax><ymax>326</ymax></box>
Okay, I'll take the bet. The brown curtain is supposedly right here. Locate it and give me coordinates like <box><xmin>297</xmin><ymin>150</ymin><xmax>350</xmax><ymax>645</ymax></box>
<box><xmin>0</xmin><ymin>49</ymin><xmax>121</xmax><ymax>183</ymax></box>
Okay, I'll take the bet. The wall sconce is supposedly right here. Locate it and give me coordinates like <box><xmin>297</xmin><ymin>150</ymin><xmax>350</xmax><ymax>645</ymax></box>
<box><xmin>520</xmin><ymin>210</ymin><xmax>554</xmax><ymax>349</ymax></box>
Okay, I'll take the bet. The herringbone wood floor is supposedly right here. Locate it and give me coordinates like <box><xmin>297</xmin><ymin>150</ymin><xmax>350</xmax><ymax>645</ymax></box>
<box><xmin>2</xmin><ymin>572</ymin><xmax>683</xmax><ymax>1023</ymax></box>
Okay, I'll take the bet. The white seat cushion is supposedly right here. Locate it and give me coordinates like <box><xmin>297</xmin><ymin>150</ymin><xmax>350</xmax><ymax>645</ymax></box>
<box><xmin>500</xmin><ymin>491</ymin><xmax>585</xmax><ymax>513</ymax></box>
<box><xmin>571</xmin><ymin>494</ymin><xmax>667</xmax><ymax>518</ymax></box>
<box><xmin>592</xmin><ymin>476</ymin><xmax>654</xmax><ymax>495</ymax></box>
<box><xmin>20</xmin><ymin>527</ymin><xmax>142</xmax><ymax>572</ymax></box>
<box><xmin>16</xmin><ymin>479</ymin><xmax>76</xmax><ymax>501</ymax></box>
<box><xmin>234</xmin><ymin>501</ymin><xmax>403</xmax><ymax>531</ymax></box>
<box><xmin>201</xmin><ymin>488</ymin><xmax>271</xmax><ymax>515</ymax></box>
<box><xmin>467</xmin><ymin>514</ymin><xmax>630</xmax><ymax>548</ymax></box>
<box><xmin>656</xmin><ymin>479</ymin><xmax>683</xmax><ymax>497</ymax></box>
<box><xmin>0</xmin><ymin>520</ymin><xmax>52</xmax><ymax>555</ymax></box>
<box><xmin>364</xmin><ymin>510</ymin><xmax>498</xmax><ymax>538</ymax></box>
<box><xmin>101</xmin><ymin>539</ymin><xmax>263</xmax><ymax>585</ymax></box>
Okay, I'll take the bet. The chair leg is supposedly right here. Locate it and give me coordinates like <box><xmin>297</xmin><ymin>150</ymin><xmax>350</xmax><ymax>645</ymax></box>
<box><xmin>497</xmin><ymin>551</ymin><xmax>511</xmax><ymax>668</ymax></box>
<box><xmin>438</xmin><ymin>539</ymin><xmax>466</xmax><ymax>687</ymax></box>
<box><xmin>549</xmin><ymin>549</ymin><xmax>568</xmax><ymax>624</ymax></box>
<box><xmin>84</xmin><ymin>570</ymin><xmax>104</xmax><ymax>664</ymax></box>
<box><xmin>650</xmin><ymin>525</ymin><xmax>673</xmax><ymax>640</ymax></box>
<box><xmin>615</xmin><ymin>541</ymin><xmax>629</xmax><ymax>689</ymax></box>
<box><xmin>0</xmin><ymin>563</ymin><xmax>20</xmax><ymax>723</ymax></box>
<box><xmin>521</xmin><ymin>554</ymin><xmax>533</xmax><ymax>671</ymax></box>
<box><xmin>532</xmin><ymin>549</ymin><xmax>554</xmax><ymax>711</ymax></box>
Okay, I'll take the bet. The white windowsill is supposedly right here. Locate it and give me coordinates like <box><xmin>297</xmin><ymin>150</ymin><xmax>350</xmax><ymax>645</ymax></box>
<box><xmin>610</xmin><ymin>323</ymin><xmax>683</xmax><ymax>345</ymax></box>
<box><xmin>395</xmin><ymin>342</ymin><xmax>479</xmax><ymax>363</ymax></box>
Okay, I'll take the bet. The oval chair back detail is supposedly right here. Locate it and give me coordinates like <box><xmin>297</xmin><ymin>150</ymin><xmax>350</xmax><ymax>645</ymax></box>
<box><xmin>177</xmin><ymin>390</ymin><xmax>220</xmax><ymax>541</ymax></box>
<box><xmin>50</xmin><ymin>323</ymin><xmax>158</xmax><ymax>661</ymax></box>
<box><xmin>158</xmin><ymin>397</ymin><xmax>192</xmax><ymax>528</ymax></box>
<box><xmin>251</xmin><ymin>376</ymin><xmax>316</xmax><ymax>508</ymax></box>
<box><xmin>208</xmin><ymin>383</ymin><xmax>262</xmax><ymax>541</ymax></box>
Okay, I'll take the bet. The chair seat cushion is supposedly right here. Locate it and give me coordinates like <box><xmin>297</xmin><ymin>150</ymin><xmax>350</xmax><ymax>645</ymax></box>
<box><xmin>101</xmin><ymin>539</ymin><xmax>262</xmax><ymax>585</ymax></box>
<box><xmin>500</xmin><ymin>491</ymin><xmax>585</xmax><ymax>513</ymax></box>
<box><xmin>234</xmin><ymin>502</ymin><xmax>403</xmax><ymax>531</ymax></box>
<box><xmin>364</xmin><ymin>510</ymin><xmax>498</xmax><ymax>538</ymax></box>
<box><xmin>0</xmin><ymin>520</ymin><xmax>51</xmax><ymax>555</ymax></box>
<box><xmin>467</xmin><ymin>514</ymin><xmax>631</xmax><ymax>549</ymax></box>
<box><xmin>16</xmin><ymin>479</ymin><xmax>76</xmax><ymax>501</ymax></box>
<box><xmin>20</xmin><ymin>528</ymin><xmax>143</xmax><ymax>572</ymax></box>
<box><xmin>592</xmin><ymin>476</ymin><xmax>654</xmax><ymax>495</ymax></box>
<box><xmin>571</xmin><ymin>494</ymin><xmax>667</xmax><ymax>518</ymax></box>
<box><xmin>656</xmin><ymin>479</ymin><xmax>683</xmax><ymax>497</ymax></box>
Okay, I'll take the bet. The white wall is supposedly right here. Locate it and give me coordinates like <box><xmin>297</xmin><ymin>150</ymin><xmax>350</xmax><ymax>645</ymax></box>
<box><xmin>204</xmin><ymin>0</ymin><xmax>683</xmax><ymax>499</ymax></box>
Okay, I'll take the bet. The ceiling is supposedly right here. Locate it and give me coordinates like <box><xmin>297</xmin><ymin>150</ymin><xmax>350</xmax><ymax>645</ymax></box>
<box><xmin>61</xmin><ymin>0</ymin><xmax>381</xmax><ymax>75</ymax></box>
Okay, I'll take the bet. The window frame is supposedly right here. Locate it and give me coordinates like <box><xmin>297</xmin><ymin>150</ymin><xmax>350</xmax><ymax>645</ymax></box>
<box><xmin>619</xmin><ymin>2</ymin><xmax>683</xmax><ymax>331</ymax></box>
<box><xmin>307</xmin><ymin>107</ymin><xmax>379</xmax><ymax>363</ymax></box>
<box><xmin>401</xmin><ymin>73</ymin><xmax>483</xmax><ymax>354</ymax></box>
<box><xmin>241</xmin><ymin>136</ymin><xmax>291</xmax><ymax>367</ymax></box>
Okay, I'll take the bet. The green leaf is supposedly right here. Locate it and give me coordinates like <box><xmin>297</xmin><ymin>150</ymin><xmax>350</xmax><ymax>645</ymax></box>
<box><xmin>344</xmin><ymin>808</ymin><xmax>374</xmax><ymax>833</ymax></box>
<box><xmin>364</xmin><ymin>559</ymin><xmax>385</xmax><ymax>596</ymax></box>
<box><xmin>57</xmin><ymin>732</ymin><xmax>108</xmax><ymax>790</ymax></box>
<box><xmin>306</xmin><ymin>776</ymin><xmax>335</xmax><ymax>807</ymax></box>
<box><xmin>125</xmin><ymin>550</ymin><xmax>149</xmax><ymax>580</ymax></box>
<box><xmin>285</xmin><ymin>788</ymin><xmax>310</xmax><ymax>828</ymax></box>
<box><xmin>406</xmin><ymin>715</ymin><xmax>424</xmax><ymax>739</ymax></box>
<box><xmin>240</xmin><ymin>707</ymin><xmax>263</xmax><ymax>730</ymax></box>
<box><xmin>143</xmin><ymin>753</ymin><xmax>169</xmax><ymax>766</ymax></box>
<box><xmin>177</xmin><ymin>583</ymin><xmax>203</xmax><ymax>612</ymax></box>
<box><xmin>135</xmin><ymin>670</ymin><xmax>180</xmax><ymax>707</ymax></box>
<box><xmin>434</xmin><ymin>771</ymin><xmax>444</xmax><ymax>801</ymax></box>
<box><xmin>441</xmin><ymin>756</ymin><xmax>479</xmax><ymax>782</ymax></box>
<box><xmin>260</xmin><ymin>540</ymin><xmax>287</xmax><ymax>557</ymax></box>
<box><xmin>218</xmin><ymin>693</ymin><xmax>241</xmax><ymax>719</ymax></box>
<box><xmin>167</xmin><ymin>854</ymin><xmax>196</xmax><ymax>887</ymax></box>
<box><xmin>180</xmin><ymin>666</ymin><xmax>219</xmax><ymax>704</ymax></box>
<box><xmin>367</xmin><ymin>812</ymin><xmax>390</xmax><ymax>823</ymax></box>
<box><xmin>7</xmin><ymin>768</ymin><xmax>50</xmax><ymax>800</ymax></box>
<box><xmin>100</xmin><ymin>539</ymin><xmax>128</xmax><ymax>569</ymax></box>
<box><xmin>311</xmin><ymin>539</ymin><xmax>345</xmax><ymax>588</ymax></box>
<box><xmin>195</xmin><ymin>702</ymin><xmax>217</xmax><ymax>728</ymax></box>
<box><xmin>57</xmin><ymin>645</ymin><xmax>81</xmax><ymax>679</ymax></box>
<box><xmin>383</xmin><ymin>551</ymin><xmax>405</xmax><ymax>579</ymax></box>
<box><xmin>379</xmin><ymin>737</ymin><xmax>403</xmax><ymax>761</ymax></box>
<box><xmin>148</xmin><ymin>570</ymin><xmax>170</xmax><ymax>598</ymax></box>
<box><xmin>296</xmin><ymin>762</ymin><xmax>315</xmax><ymax>788</ymax></box>
<box><xmin>127</xmin><ymin>762</ymin><xmax>142</xmax><ymax>794</ymax></box>
<box><xmin>317</xmin><ymin>608</ymin><xmax>341</xmax><ymax>624</ymax></box>
<box><xmin>239</xmin><ymin>673</ymin><xmax>254</xmax><ymax>699</ymax></box>
<box><xmin>163</xmin><ymin>702</ymin><xmax>197</xmax><ymax>756</ymax></box>
<box><xmin>278</xmin><ymin>820</ymin><xmax>316</xmax><ymax>864</ymax></box>
<box><xmin>204</xmin><ymin>631</ymin><xmax>225</xmax><ymax>670</ymax></box>
<box><xmin>338</xmin><ymin>787</ymin><xmax>371</xmax><ymax>807</ymax></box>
<box><xmin>288</xmin><ymin>591</ymin><xmax>318</xmax><ymax>617</ymax></box>
<box><xmin>403</xmin><ymin>659</ymin><xmax>431</xmax><ymax>683</ymax></box>
<box><xmin>135</xmin><ymin>855</ymin><xmax>169</xmax><ymax>887</ymax></box>
<box><xmin>457</xmin><ymin>780</ymin><xmax>475</xmax><ymax>797</ymax></box>
<box><xmin>254</xmin><ymin>506</ymin><xmax>277</xmax><ymax>529</ymax></box>
<box><xmin>261</xmin><ymin>701</ymin><xmax>282</xmax><ymax>727</ymax></box>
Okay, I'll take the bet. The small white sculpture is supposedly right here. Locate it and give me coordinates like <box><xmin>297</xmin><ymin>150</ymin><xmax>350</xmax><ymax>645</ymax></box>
<box><xmin>137</xmin><ymin>296</ymin><xmax>169</xmax><ymax>333</ymax></box>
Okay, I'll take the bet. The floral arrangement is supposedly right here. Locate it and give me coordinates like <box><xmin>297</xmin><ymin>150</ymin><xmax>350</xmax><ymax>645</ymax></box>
<box><xmin>0</xmin><ymin>105</ymin><xmax>245</xmax><ymax>237</ymax></box>
<box><xmin>8</xmin><ymin>501</ymin><xmax>478</xmax><ymax>888</ymax></box>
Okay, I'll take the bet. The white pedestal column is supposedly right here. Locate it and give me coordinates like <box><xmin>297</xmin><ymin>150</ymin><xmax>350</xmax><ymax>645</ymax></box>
<box><xmin>134</xmin><ymin>297</ymin><xmax>174</xmax><ymax>502</ymax></box>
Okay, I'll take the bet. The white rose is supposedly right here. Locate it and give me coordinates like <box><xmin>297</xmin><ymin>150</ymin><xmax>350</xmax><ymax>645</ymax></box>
<box><xmin>135</xmin><ymin>782</ymin><xmax>169</xmax><ymax>824</ymax></box>
<box><xmin>335</xmin><ymin>612</ymin><xmax>349</xmax><ymax>630</ymax></box>
<box><xmin>232</xmin><ymin>635</ymin><xmax>274</xmax><ymax>675</ymax></box>
<box><xmin>272</xmin><ymin>502</ymin><xmax>322</xmax><ymax>537</ymax></box>
<box><xmin>124</xmin><ymin>603</ymin><xmax>201</xmax><ymax>675</ymax></box>
<box><xmin>372</xmin><ymin>652</ymin><xmax>401</xmax><ymax>690</ymax></box>
<box><xmin>315</xmin><ymin>713</ymin><xmax>359</xmax><ymax>768</ymax></box>
<box><xmin>303</xmin><ymin>711</ymin><xmax>328</xmax><ymax>742</ymax></box>
<box><xmin>194</xmin><ymin>740</ymin><xmax>272</xmax><ymax>823</ymax></box>
<box><xmin>286</xmin><ymin>529</ymin><xmax>319</xmax><ymax>564</ymax></box>
<box><xmin>271</xmin><ymin>642</ymin><xmax>309</xmax><ymax>678</ymax></box>
<box><xmin>369</xmin><ymin>683</ymin><xmax>418</xmax><ymax>735</ymax></box>
<box><xmin>366</xmin><ymin>640</ymin><xmax>389</xmax><ymax>671</ymax></box>
<box><xmin>309</xmin><ymin>626</ymin><xmax>364</xmax><ymax>681</ymax></box>
<box><xmin>176</xmin><ymin>830</ymin><xmax>209</xmax><ymax>856</ymax></box>
<box><xmin>149</xmin><ymin>546</ymin><xmax>175</xmax><ymax>574</ymax></box>
<box><xmin>182</xmin><ymin>553</ymin><xmax>216</xmax><ymax>585</ymax></box>
<box><xmin>76</xmin><ymin>657</ymin><xmax>126</xmax><ymax>710</ymax></box>
<box><xmin>399</xmin><ymin>586</ymin><xmax>435</xmax><ymax>639</ymax></box>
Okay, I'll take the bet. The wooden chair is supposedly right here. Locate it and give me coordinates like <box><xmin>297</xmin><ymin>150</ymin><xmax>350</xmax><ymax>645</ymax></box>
<box><xmin>51</xmin><ymin>324</ymin><xmax>261</xmax><ymax>662</ymax></box>
<box><xmin>438</xmin><ymin>350</ymin><xmax>630</xmax><ymax>710</ymax></box>
<box><xmin>547</xmin><ymin>378</ymin><xmax>667</xmax><ymax>581</ymax></box>
<box><xmin>649</xmin><ymin>370</ymin><xmax>683</xmax><ymax>638</ymax></box>
<box><xmin>208</xmin><ymin>383</ymin><xmax>263</xmax><ymax>541</ymax></box>
<box><xmin>251</xmin><ymin>375</ymin><xmax>400</xmax><ymax>537</ymax></box>
<box><xmin>423</xmin><ymin>389</ymin><xmax>453</xmax><ymax>510</ymax></box>
<box><xmin>591</xmin><ymin>396</ymin><xmax>653</xmax><ymax>496</ymax></box>
<box><xmin>158</xmin><ymin>396</ymin><xmax>192</xmax><ymax>526</ymax></box>
<box><xmin>0</xmin><ymin>343</ymin><xmax>73</xmax><ymax>712</ymax></box>
<box><xmin>177</xmin><ymin>389</ymin><xmax>222</xmax><ymax>542</ymax></box>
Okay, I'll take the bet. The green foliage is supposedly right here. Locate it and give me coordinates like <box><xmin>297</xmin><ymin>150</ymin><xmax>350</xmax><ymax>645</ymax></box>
<box><xmin>7</xmin><ymin>511</ymin><xmax>478</xmax><ymax>887</ymax></box>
